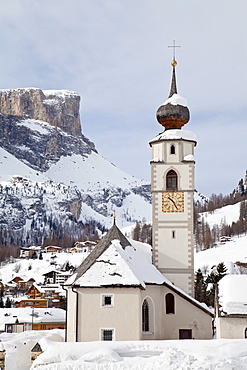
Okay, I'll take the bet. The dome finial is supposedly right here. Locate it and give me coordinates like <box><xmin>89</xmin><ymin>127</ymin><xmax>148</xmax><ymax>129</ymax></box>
<box><xmin>156</xmin><ymin>41</ymin><xmax>190</xmax><ymax>130</ymax></box>
<box><xmin>168</xmin><ymin>40</ymin><xmax>180</xmax><ymax>66</ymax></box>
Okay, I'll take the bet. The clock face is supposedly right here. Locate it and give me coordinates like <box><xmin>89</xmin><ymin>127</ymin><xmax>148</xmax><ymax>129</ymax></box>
<box><xmin>162</xmin><ymin>192</ymin><xmax>184</xmax><ymax>212</ymax></box>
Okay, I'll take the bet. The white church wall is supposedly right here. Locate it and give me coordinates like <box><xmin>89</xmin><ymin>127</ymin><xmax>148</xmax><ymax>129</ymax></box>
<box><xmin>66</xmin><ymin>287</ymin><xmax>77</xmax><ymax>342</ymax></box>
<box><xmin>162</xmin><ymin>287</ymin><xmax>212</xmax><ymax>340</ymax></box>
<box><xmin>75</xmin><ymin>287</ymin><xmax>141</xmax><ymax>342</ymax></box>
<box><xmin>141</xmin><ymin>285</ymin><xmax>212</xmax><ymax>340</ymax></box>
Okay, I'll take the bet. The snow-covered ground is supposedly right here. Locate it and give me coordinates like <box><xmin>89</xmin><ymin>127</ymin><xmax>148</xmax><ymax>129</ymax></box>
<box><xmin>0</xmin><ymin>329</ymin><xmax>64</xmax><ymax>370</ymax></box>
<box><xmin>195</xmin><ymin>233</ymin><xmax>247</xmax><ymax>272</ymax></box>
<box><xmin>1</xmin><ymin>329</ymin><xmax>247</xmax><ymax>370</ymax></box>
<box><xmin>201</xmin><ymin>202</ymin><xmax>240</xmax><ymax>228</ymax></box>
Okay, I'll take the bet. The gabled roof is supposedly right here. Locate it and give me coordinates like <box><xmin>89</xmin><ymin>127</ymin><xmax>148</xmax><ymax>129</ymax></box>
<box><xmin>67</xmin><ymin>224</ymin><xmax>131</xmax><ymax>285</ymax></box>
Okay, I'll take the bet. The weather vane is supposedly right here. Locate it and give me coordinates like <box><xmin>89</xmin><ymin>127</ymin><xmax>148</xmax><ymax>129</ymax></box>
<box><xmin>168</xmin><ymin>40</ymin><xmax>181</xmax><ymax>66</ymax></box>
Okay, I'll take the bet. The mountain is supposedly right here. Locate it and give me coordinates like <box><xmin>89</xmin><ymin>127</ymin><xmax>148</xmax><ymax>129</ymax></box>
<box><xmin>0</xmin><ymin>88</ymin><xmax>151</xmax><ymax>247</ymax></box>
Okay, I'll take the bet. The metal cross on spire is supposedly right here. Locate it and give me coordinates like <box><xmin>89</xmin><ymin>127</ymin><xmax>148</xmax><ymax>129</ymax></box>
<box><xmin>168</xmin><ymin>40</ymin><xmax>181</xmax><ymax>63</ymax></box>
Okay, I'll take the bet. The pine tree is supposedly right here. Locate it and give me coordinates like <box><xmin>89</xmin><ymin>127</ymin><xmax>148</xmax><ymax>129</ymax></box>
<box><xmin>205</xmin><ymin>262</ymin><xmax>227</xmax><ymax>307</ymax></box>
<box><xmin>194</xmin><ymin>269</ymin><xmax>207</xmax><ymax>303</ymax></box>
<box><xmin>132</xmin><ymin>222</ymin><xmax>141</xmax><ymax>241</ymax></box>
<box><xmin>5</xmin><ymin>297</ymin><xmax>12</xmax><ymax>308</ymax></box>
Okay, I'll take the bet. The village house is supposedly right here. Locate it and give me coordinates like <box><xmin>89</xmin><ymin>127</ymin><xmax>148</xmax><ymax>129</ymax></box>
<box><xmin>70</xmin><ymin>240</ymin><xmax>98</xmax><ymax>253</ymax></box>
<box><xmin>15</xmin><ymin>283</ymin><xmax>65</xmax><ymax>308</ymax></box>
<box><xmin>44</xmin><ymin>246</ymin><xmax>62</xmax><ymax>254</ymax></box>
<box><xmin>0</xmin><ymin>307</ymin><xmax>65</xmax><ymax>333</ymax></box>
<box><xmin>19</xmin><ymin>246</ymin><xmax>41</xmax><ymax>259</ymax></box>
<box><xmin>43</xmin><ymin>269</ymin><xmax>71</xmax><ymax>285</ymax></box>
<box><xmin>216</xmin><ymin>274</ymin><xmax>247</xmax><ymax>339</ymax></box>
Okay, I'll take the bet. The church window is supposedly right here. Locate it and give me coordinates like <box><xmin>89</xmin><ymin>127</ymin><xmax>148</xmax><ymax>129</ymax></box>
<box><xmin>245</xmin><ymin>328</ymin><xmax>247</xmax><ymax>338</ymax></box>
<box><xmin>102</xmin><ymin>294</ymin><xmax>114</xmax><ymax>307</ymax></box>
<box><xmin>166</xmin><ymin>170</ymin><xmax>178</xmax><ymax>190</ymax></box>
<box><xmin>170</xmin><ymin>145</ymin><xmax>175</xmax><ymax>154</ymax></box>
<box><xmin>142</xmin><ymin>299</ymin><xmax>149</xmax><ymax>332</ymax></box>
<box><xmin>166</xmin><ymin>293</ymin><xmax>175</xmax><ymax>314</ymax></box>
<box><xmin>172</xmin><ymin>230</ymin><xmax>176</xmax><ymax>239</ymax></box>
<box><xmin>101</xmin><ymin>329</ymin><xmax>114</xmax><ymax>341</ymax></box>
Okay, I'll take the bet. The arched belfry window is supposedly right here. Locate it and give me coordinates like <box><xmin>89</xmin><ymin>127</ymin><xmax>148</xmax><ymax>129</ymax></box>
<box><xmin>166</xmin><ymin>170</ymin><xmax>178</xmax><ymax>190</ymax></box>
<box><xmin>166</xmin><ymin>293</ymin><xmax>175</xmax><ymax>314</ymax></box>
<box><xmin>170</xmin><ymin>145</ymin><xmax>175</xmax><ymax>154</ymax></box>
<box><xmin>142</xmin><ymin>299</ymin><xmax>149</xmax><ymax>332</ymax></box>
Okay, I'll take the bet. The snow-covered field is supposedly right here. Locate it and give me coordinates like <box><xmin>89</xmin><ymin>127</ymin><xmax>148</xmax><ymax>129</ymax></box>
<box><xmin>195</xmin><ymin>233</ymin><xmax>247</xmax><ymax>272</ymax></box>
<box><xmin>1</xmin><ymin>329</ymin><xmax>247</xmax><ymax>370</ymax></box>
<box><xmin>201</xmin><ymin>203</ymin><xmax>240</xmax><ymax>229</ymax></box>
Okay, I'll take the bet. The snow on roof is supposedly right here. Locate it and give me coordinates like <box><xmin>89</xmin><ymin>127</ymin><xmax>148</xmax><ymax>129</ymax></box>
<box><xmin>69</xmin><ymin>239</ymin><xmax>165</xmax><ymax>288</ymax></box>
<box><xmin>0</xmin><ymin>307</ymin><xmax>65</xmax><ymax>331</ymax></box>
<box><xmin>161</xmin><ymin>93</ymin><xmax>188</xmax><ymax>107</ymax></box>
<box><xmin>183</xmin><ymin>154</ymin><xmax>194</xmax><ymax>161</ymax></box>
<box><xmin>150</xmin><ymin>129</ymin><xmax>196</xmax><ymax>144</ymax></box>
<box><xmin>219</xmin><ymin>274</ymin><xmax>247</xmax><ymax>315</ymax></box>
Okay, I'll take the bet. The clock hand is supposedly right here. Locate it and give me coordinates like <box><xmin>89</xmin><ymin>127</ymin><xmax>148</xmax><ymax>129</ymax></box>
<box><xmin>168</xmin><ymin>196</ymin><xmax>178</xmax><ymax>209</ymax></box>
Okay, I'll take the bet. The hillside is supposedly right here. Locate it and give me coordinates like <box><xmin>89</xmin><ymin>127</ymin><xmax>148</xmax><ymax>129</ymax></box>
<box><xmin>0</xmin><ymin>88</ymin><xmax>151</xmax><ymax>247</ymax></box>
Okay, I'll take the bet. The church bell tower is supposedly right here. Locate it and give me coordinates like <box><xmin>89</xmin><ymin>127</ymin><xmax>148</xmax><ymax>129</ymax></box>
<box><xmin>150</xmin><ymin>53</ymin><xmax>196</xmax><ymax>297</ymax></box>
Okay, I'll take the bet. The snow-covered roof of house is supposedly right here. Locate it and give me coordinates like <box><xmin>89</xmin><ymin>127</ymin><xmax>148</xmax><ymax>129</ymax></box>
<box><xmin>0</xmin><ymin>307</ymin><xmax>65</xmax><ymax>331</ymax></box>
<box><xmin>65</xmin><ymin>223</ymin><xmax>212</xmax><ymax>316</ymax></box>
<box><xmin>219</xmin><ymin>274</ymin><xmax>247</xmax><ymax>315</ymax></box>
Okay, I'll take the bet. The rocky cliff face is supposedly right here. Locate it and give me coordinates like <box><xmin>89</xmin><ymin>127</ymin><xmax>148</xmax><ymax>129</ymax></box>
<box><xmin>0</xmin><ymin>88</ymin><xmax>81</xmax><ymax>136</ymax></box>
<box><xmin>0</xmin><ymin>88</ymin><xmax>151</xmax><ymax>248</ymax></box>
<box><xmin>0</xmin><ymin>88</ymin><xmax>96</xmax><ymax>171</ymax></box>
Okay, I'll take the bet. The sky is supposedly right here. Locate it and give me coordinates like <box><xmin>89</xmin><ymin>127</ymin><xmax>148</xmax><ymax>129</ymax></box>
<box><xmin>0</xmin><ymin>0</ymin><xmax>246</xmax><ymax>197</ymax></box>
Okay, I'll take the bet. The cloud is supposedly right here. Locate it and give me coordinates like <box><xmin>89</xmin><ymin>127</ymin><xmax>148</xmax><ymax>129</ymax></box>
<box><xmin>0</xmin><ymin>0</ymin><xmax>246</xmax><ymax>196</ymax></box>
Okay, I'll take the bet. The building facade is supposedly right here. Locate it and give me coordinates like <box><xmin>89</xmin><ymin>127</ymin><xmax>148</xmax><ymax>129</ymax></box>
<box><xmin>150</xmin><ymin>60</ymin><xmax>196</xmax><ymax>296</ymax></box>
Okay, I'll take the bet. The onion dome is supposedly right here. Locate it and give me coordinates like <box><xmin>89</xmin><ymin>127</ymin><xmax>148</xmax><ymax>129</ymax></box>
<box><xmin>156</xmin><ymin>60</ymin><xmax>190</xmax><ymax>130</ymax></box>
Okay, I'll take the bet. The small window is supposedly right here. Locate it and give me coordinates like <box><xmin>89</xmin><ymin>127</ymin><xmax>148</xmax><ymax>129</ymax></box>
<box><xmin>101</xmin><ymin>329</ymin><xmax>114</xmax><ymax>341</ymax></box>
<box><xmin>142</xmin><ymin>299</ymin><xmax>149</xmax><ymax>332</ymax></box>
<box><xmin>179</xmin><ymin>329</ymin><xmax>192</xmax><ymax>339</ymax></box>
<box><xmin>166</xmin><ymin>170</ymin><xmax>178</xmax><ymax>190</ymax></box>
<box><xmin>170</xmin><ymin>145</ymin><xmax>175</xmax><ymax>154</ymax></box>
<box><xmin>172</xmin><ymin>230</ymin><xmax>176</xmax><ymax>239</ymax></box>
<box><xmin>102</xmin><ymin>294</ymin><xmax>113</xmax><ymax>307</ymax></box>
<box><xmin>166</xmin><ymin>293</ymin><xmax>175</xmax><ymax>314</ymax></box>
<box><xmin>245</xmin><ymin>328</ymin><xmax>247</xmax><ymax>338</ymax></box>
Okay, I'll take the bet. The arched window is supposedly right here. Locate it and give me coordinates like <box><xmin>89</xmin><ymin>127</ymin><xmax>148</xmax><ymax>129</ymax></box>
<box><xmin>166</xmin><ymin>293</ymin><xmax>175</xmax><ymax>314</ymax></box>
<box><xmin>142</xmin><ymin>299</ymin><xmax>149</xmax><ymax>332</ymax></box>
<box><xmin>170</xmin><ymin>145</ymin><xmax>175</xmax><ymax>154</ymax></box>
<box><xmin>245</xmin><ymin>328</ymin><xmax>247</xmax><ymax>338</ymax></box>
<box><xmin>166</xmin><ymin>170</ymin><xmax>178</xmax><ymax>190</ymax></box>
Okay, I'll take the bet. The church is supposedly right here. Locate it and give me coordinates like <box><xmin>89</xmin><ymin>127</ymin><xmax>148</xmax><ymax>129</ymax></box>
<box><xmin>64</xmin><ymin>55</ymin><xmax>213</xmax><ymax>341</ymax></box>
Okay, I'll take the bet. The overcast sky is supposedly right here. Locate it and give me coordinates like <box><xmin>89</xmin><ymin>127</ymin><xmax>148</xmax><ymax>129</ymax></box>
<box><xmin>0</xmin><ymin>0</ymin><xmax>246</xmax><ymax>197</ymax></box>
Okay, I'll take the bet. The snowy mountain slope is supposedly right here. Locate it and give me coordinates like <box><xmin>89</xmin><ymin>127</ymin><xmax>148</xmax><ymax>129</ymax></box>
<box><xmin>0</xmin><ymin>147</ymin><xmax>47</xmax><ymax>183</ymax></box>
<box><xmin>0</xmin><ymin>89</ymin><xmax>152</xmax><ymax>245</ymax></box>
<box><xmin>200</xmin><ymin>202</ymin><xmax>240</xmax><ymax>228</ymax></box>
